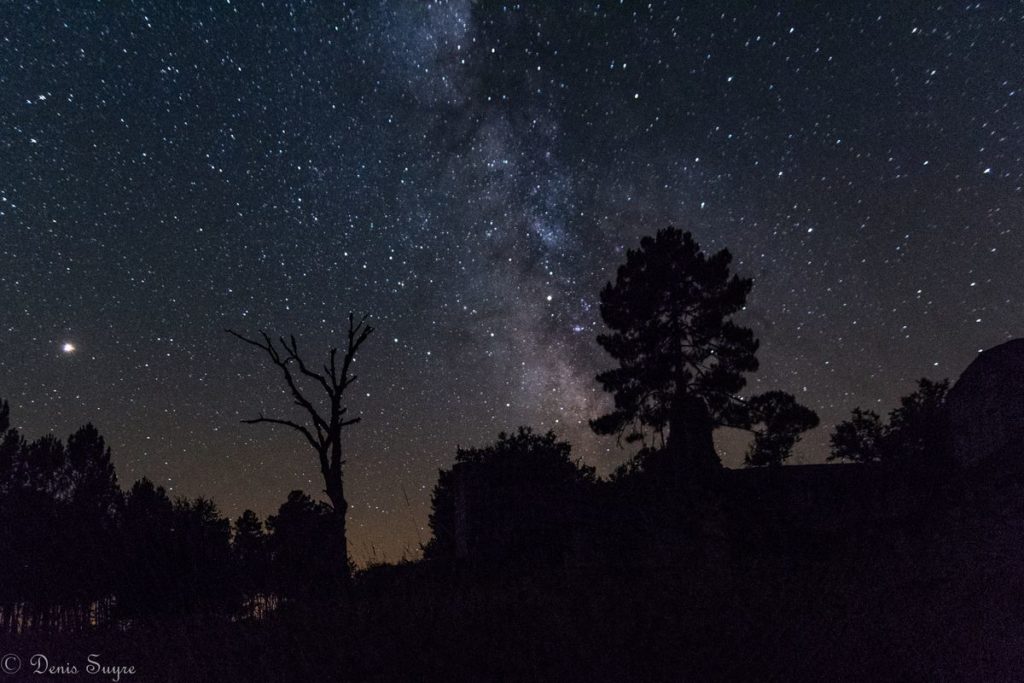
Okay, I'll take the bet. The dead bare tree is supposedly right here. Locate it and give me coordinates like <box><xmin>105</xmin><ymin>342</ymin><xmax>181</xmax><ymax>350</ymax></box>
<box><xmin>228</xmin><ymin>313</ymin><xmax>373</xmax><ymax>585</ymax></box>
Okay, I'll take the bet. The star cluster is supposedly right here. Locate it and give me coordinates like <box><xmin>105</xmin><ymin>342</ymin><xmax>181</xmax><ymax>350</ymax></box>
<box><xmin>2</xmin><ymin>1</ymin><xmax>1022</xmax><ymax>562</ymax></box>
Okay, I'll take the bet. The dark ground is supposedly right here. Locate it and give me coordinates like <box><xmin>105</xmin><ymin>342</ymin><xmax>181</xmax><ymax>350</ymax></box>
<box><xmin>10</xmin><ymin>502</ymin><xmax>1024</xmax><ymax>682</ymax></box>
<box><xmin>7</xmin><ymin>464</ymin><xmax>1024</xmax><ymax>682</ymax></box>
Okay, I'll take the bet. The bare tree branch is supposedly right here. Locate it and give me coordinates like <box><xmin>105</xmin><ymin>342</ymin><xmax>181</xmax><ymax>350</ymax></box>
<box><xmin>281</xmin><ymin>334</ymin><xmax>332</xmax><ymax>394</ymax></box>
<box><xmin>241</xmin><ymin>413</ymin><xmax>320</xmax><ymax>451</ymax></box>
<box><xmin>228</xmin><ymin>328</ymin><xmax>330</xmax><ymax>435</ymax></box>
<box><xmin>339</xmin><ymin>313</ymin><xmax>374</xmax><ymax>391</ymax></box>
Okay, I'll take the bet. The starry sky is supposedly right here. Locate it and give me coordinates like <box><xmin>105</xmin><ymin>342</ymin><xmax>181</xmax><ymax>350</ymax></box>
<box><xmin>2</xmin><ymin>1</ymin><xmax>1022</xmax><ymax>563</ymax></box>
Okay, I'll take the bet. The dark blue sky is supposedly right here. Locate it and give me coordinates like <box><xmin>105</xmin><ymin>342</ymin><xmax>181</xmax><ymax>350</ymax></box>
<box><xmin>2</xmin><ymin>1</ymin><xmax>1022</xmax><ymax>561</ymax></box>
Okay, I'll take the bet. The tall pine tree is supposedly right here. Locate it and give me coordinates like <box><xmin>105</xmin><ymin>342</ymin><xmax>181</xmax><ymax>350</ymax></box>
<box><xmin>592</xmin><ymin>227</ymin><xmax>817</xmax><ymax>474</ymax></box>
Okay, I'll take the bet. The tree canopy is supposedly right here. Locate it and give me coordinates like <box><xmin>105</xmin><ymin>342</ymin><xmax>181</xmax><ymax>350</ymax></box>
<box><xmin>743</xmin><ymin>391</ymin><xmax>821</xmax><ymax>468</ymax></box>
<box><xmin>592</xmin><ymin>227</ymin><xmax>817</xmax><ymax>471</ymax></box>
<box><xmin>425</xmin><ymin>428</ymin><xmax>596</xmax><ymax>563</ymax></box>
<box><xmin>830</xmin><ymin>378</ymin><xmax>951</xmax><ymax>467</ymax></box>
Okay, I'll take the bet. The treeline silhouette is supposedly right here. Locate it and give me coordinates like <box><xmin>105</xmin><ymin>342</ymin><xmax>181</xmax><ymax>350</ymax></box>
<box><xmin>2</xmin><ymin>372</ymin><xmax>1010</xmax><ymax>679</ymax></box>
<box><xmin>0</xmin><ymin>397</ymin><xmax>350</xmax><ymax>632</ymax></box>
<box><xmin>420</xmin><ymin>376</ymin><xmax>959</xmax><ymax>570</ymax></box>
<box><xmin>0</xmin><ymin>369</ymin><xmax>958</xmax><ymax>629</ymax></box>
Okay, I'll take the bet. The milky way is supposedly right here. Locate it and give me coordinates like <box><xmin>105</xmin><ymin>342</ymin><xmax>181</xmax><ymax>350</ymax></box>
<box><xmin>2</xmin><ymin>2</ymin><xmax>1022</xmax><ymax>561</ymax></box>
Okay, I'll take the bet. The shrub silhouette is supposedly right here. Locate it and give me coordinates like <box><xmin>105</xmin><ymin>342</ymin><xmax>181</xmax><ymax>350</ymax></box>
<box><xmin>425</xmin><ymin>428</ymin><xmax>595</xmax><ymax>565</ymax></box>
<box><xmin>267</xmin><ymin>490</ymin><xmax>348</xmax><ymax>602</ymax></box>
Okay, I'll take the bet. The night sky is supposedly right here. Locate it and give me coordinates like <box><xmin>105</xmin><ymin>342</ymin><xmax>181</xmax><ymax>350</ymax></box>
<box><xmin>2</xmin><ymin>2</ymin><xmax>1022</xmax><ymax>563</ymax></box>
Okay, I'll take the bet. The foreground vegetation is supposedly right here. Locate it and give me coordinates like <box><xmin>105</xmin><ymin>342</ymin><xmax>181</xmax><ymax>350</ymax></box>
<box><xmin>11</xmin><ymin>472</ymin><xmax>1024</xmax><ymax>682</ymax></box>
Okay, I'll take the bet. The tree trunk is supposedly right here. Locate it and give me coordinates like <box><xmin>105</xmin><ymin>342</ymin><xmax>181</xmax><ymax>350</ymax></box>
<box><xmin>666</xmin><ymin>393</ymin><xmax>720</xmax><ymax>474</ymax></box>
<box><xmin>323</xmin><ymin>458</ymin><xmax>351</xmax><ymax>588</ymax></box>
<box><xmin>324</xmin><ymin>481</ymin><xmax>348</xmax><ymax>548</ymax></box>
